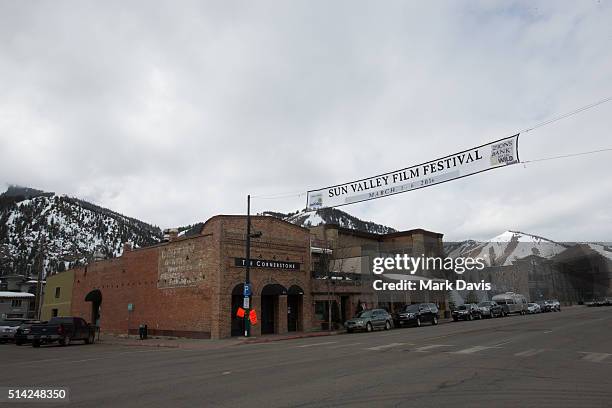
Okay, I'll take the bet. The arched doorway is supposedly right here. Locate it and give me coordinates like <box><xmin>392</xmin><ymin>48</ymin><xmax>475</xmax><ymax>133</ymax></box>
<box><xmin>85</xmin><ymin>289</ymin><xmax>102</xmax><ymax>327</ymax></box>
<box><xmin>261</xmin><ymin>283</ymin><xmax>287</xmax><ymax>335</ymax></box>
<box><xmin>287</xmin><ymin>285</ymin><xmax>304</xmax><ymax>332</ymax></box>
<box><xmin>231</xmin><ymin>284</ymin><xmax>245</xmax><ymax>337</ymax></box>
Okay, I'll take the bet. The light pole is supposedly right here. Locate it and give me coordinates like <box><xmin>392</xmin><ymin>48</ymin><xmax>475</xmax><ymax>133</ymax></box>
<box><xmin>244</xmin><ymin>195</ymin><xmax>261</xmax><ymax>337</ymax></box>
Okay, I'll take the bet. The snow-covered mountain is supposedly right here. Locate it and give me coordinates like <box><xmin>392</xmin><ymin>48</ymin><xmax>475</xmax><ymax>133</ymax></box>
<box><xmin>0</xmin><ymin>186</ymin><xmax>162</xmax><ymax>277</ymax></box>
<box><xmin>445</xmin><ymin>230</ymin><xmax>569</xmax><ymax>266</ymax></box>
<box><xmin>263</xmin><ymin>207</ymin><xmax>397</xmax><ymax>235</ymax></box>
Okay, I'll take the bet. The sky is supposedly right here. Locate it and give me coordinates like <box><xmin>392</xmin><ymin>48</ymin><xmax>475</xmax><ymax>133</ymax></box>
<box><xmin>1</xmin><ymin>1</ymin><xmax>611</xmax><ymax>242</ymax></box>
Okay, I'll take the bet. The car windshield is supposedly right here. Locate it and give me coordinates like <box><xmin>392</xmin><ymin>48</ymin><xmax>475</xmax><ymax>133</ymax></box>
<box><xmin>478</xmin><ymin>302</ymin><xmax>492</xmax><ymax>306</ymax></box>
<box><xmin>403</xmin><ymin>305</ymin><xmax>421</xmax><ymax>312</ymax></box>
<box><xmin>458</xmin><ymin>305</ymin><xmax>468</xmax><ymax>310</ymax></box>
<box><xmin>355</xmin><ymin>311</ymin><xmax>371</xmax><ymax>318</ymax></box>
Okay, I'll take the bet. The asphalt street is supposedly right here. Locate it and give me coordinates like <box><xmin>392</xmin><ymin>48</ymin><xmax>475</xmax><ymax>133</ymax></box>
<box><xmin>1</xmin><ymin>306</ymin><xmax>611</xmax><ymax>408</ymax></box>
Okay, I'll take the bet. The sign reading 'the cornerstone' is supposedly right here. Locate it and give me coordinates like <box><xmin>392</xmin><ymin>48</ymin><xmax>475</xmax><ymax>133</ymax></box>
<box><xmin>234</xmin><ymin>258</ymin><xmax>301</xmax><ymax>270</ymax></box>
<box><xmin>307</xmin><ymin>134</ymin><xmax>519</xmax><ymax>210</ymax></box>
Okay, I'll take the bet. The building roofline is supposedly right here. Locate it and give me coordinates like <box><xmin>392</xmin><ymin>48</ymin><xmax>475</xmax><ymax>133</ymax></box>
<box><xmin>200</xmin><ymin>214</ymin><xmax>311</xmax><ymax>234</ymax></box>
<box><xmin>321</xmin><ymin>224</ymin><xmax>443</xmax><ymax>240</ymax></box>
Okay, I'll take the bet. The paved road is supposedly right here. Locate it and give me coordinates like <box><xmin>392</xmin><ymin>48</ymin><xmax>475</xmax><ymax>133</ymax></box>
<box><xmin>1</xmin><ymin>306</ymin><xmax>611</xmax><ymax>407</ymax></box>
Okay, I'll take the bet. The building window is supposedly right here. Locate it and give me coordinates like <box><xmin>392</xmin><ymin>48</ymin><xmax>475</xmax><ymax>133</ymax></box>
<box><xmin>11</xmin><ymin>300</ymin><xmax>22</xmax><ymax>307</ymax></box>
<box><xmin>52</xmin><ymin>309</ymin><xmax>58</xmax><ymax>317</ymax></box>
<box><xmin>55</xmin><ymin>287</ymin><xmax>61</xmax><ymax>298</ymax></box>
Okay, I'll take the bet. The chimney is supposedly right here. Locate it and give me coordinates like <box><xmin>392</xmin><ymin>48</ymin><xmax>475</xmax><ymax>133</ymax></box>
<box><xmin>163</xmin><ymin>228</ymin><xmax>179</xmax><ymax>242</ymax></box>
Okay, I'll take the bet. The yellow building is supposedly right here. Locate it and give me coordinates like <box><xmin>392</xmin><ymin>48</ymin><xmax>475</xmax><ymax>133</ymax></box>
<box><xmin>41</xmin><ymin>270</ymin><xmax>75</xmax><ymax>321</ymax></box>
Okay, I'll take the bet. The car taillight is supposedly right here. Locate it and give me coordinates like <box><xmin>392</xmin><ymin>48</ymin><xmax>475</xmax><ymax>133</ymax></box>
<box><xmin>58</xmin><ymin>324</ymin><xmax>64</xmax><ymax>335</ymax></box>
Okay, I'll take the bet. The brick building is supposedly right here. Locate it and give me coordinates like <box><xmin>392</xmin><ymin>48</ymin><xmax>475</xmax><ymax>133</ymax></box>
<box><xmin>309</xmin><ymin>225</ymin><xmax>447</xmax><ymax>329</ymax></box>
<box><xmin>71</xmin><ymin>215</ymin><xmax>311</xmax><ymax>339</ymax></box>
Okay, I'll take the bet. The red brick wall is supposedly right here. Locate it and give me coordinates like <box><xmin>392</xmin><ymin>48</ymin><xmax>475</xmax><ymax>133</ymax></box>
<box><xmin>71</xmin><ymin>234</ymin><xmax>216</xmax><ymax>338</ymax></box>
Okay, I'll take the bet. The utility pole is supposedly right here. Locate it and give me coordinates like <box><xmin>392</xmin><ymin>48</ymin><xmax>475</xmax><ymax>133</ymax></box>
<box><xmin>34</xmin><ymin>235</ymin><xmax>45</xmax><ymax>320</ymax></box>
<box><xmin>244</xmin><ymin>195</ymin><xmax>252</xmax><ymax>337</ymax></box>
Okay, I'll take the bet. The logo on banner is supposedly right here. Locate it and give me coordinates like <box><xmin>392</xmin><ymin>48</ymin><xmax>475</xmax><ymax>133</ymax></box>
<box><xmin>490</xmin><ymin>139</ymin><xmax>518</xmax><ymax>166</ymax></box>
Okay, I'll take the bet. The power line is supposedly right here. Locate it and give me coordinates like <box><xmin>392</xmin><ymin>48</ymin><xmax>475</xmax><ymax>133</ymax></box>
<box><xmin>520</xmin><ymin>96</ymin><xmax>612</xmax><ymax>133</ymax></box>
<box><xmin>522</xmin><ymin>148</ymin><xmax>612</xmax><ymax>164</ymax></box>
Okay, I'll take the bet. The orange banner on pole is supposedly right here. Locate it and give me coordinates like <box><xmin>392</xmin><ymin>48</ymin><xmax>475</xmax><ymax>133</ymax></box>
<box><xmin>236</xmin><ymin>307</ymin><xmax>245</xmax><ymax>318</ymax></box>
<box><xmin>249</xmin><ymin>309</ymin><xmax>258</xmax><ymax>325</ymax></box>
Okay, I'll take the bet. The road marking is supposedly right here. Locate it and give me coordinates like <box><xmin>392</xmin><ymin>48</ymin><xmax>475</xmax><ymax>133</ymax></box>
<box><xmin>12</xmin><ymin>358</ymin><xmax>62</xmax><ymax>366</ymax></box>
<box><xmin>222</xmin><ymin>371</ymin><xmax>231</xmax><ymax>375</ymax></box>
<box><xmin>579</xmin><ymin>352</ymin><xmax>612</xmax><ymax>363</ymax></box>
<box><xmin>514</xmin><ymin>349</ymin><xmax>546</xmax><ymax>357</ymax></box>
<box><xmin>366</xmin><ymin>343</ymin><xmax>407</xmax><ymax>351</ymax></box>
<box><xmin>452</xmin><ymin>345</ymin><xmax>500</xmax><ymax>354</ymax></box>
<box><xmin>414</xmin><ymin>344</ymin><xmax>454</xmax><ymax>352</ymax></box>
<box><xmin>68</xmin><ymin>357</ymin><xmax>106</xmax><ymax>363</ymax></box>
<box><xmin>491</xmin><ymin>340</ymin><xmax>513</xmax><ymax>347</ymax></box>
<box><xmin>295</xmin><ymin>341</ymin><xmax>338</xmax><ymax>348</ymax></box>
<box><xmin>327</xmin><ymin>342</ymin><xmax>362</xmax><ymax>349</ymax></box>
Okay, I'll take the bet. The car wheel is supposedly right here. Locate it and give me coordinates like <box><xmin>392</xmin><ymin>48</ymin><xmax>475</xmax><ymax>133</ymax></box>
<box><xmin>59</xmin><ymin>336</ymin><xmax>71</xmax><ymax>347</ymax></box>
<box><xmin>468</xmin><ymin>314</ymin><xmax>473</xmax><ymax>321</ymax></box>
<box><xmin>432</xmin><ymin>316</ymin><xmax>438</xmax><ymax>325</ymax></box>
<box><xmin>347</xmin><ymin>328</ymin><xmax>353</xmax><ymax>333</ymax></box>
<box><xmin>385</xmin><ymin>321</ymin><xmax>391</xmax><ymax>331</ymax></box>
<box><xmin>32</xmin><ymin>340</ymin><xmax>40</xmax><ymax>348</ymax></box>
<box><xmin>85</xmin><ymin>333</ymin><xmax>95</xmax><ymax>344</ymax></box>
<box><xmin>366</xmin><ymin>322</ymin><xmax>373</xmax><ymax>332</ymax></box>
<box><xmin>416</xmin><ymin>318</ymin><xmax>421</xmax><ymax>327</ymax></box>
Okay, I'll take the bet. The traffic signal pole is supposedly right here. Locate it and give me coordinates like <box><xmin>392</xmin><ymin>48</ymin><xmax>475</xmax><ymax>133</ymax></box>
<box><xmin>244</xmin><ymin>194</ymin><xmax>251</xmax><ymax>337</ymax></box>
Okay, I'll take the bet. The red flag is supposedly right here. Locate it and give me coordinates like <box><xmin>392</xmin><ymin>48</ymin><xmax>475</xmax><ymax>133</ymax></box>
<box><xmin>236</xmin><ymin>307</ymin><xmax>245</xmax><ymax>318</ymax></box>
<box><xmin>249</xmin><ymin>309</ymin><xmax>258</xmax><ymax>325</ymax></box>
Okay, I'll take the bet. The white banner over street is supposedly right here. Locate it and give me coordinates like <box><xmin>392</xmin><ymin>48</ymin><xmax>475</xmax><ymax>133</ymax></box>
<box><xmin>307</xmin><ymin>134</ymin><xmax>520</xmax><ymax>210</ymax></box>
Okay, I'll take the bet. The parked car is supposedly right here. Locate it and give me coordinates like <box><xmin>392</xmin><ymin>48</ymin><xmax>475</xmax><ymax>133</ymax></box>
<box><xmin>0</xmin><ymin>320</ymin><xmax>24</xmax><ymax>343</ymax></box>
<box><xmin>452</xmin><ymin>304</ymin><xmax>482</xmax><ymax>321</ymax></box>
<box><xmin>15</xmin><ymin>320</ymin><xmax>43</xmax><ymax>346</ymax></box>
<box><xmin>549</xmin><ymin>299</ymin><xmax>561</xmax><ymax>311</ymax></box>
<box><xmin>492</xmin><ymin>292</ymin><xmax>528</xmax><ymax>315</ymax></box>
<box><xmin>28</xmin><ymin>317</ymin><xmax>96</xmax><ymax>347</ymax></box>
<box><xmin>477</xmin><ymin>301</ymin><xmax>504</xmax><ymax>318</ymax></box>
<box><xmin>345</xmin><ymin>309</ymin><xmax>393</xmax><ymax>333</ymax></box>
<box><xmin>527</xmin><ymin>303</ymin><xmax>541</xmax><ymax>314</ymax></box>
<box><xmin>393</xmin><ymin>303</ymin><xmax>439</xmax><ymax>327</ymax></box>
<box><xmin>536</xmin><ymin>300</ymin><xmax>552</xmax><ymax>312</ymax></box>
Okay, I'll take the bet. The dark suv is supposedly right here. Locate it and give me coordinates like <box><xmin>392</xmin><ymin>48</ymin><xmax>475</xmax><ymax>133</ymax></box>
<box><xmin>393</xmin><ymin>303</ymin><xmax>439</xmax><ymax>327</ymax></box>
<box><xmin>452</xmin><ymin>304</ymin><xmax>482</xmax><ymax>321</ymax></box>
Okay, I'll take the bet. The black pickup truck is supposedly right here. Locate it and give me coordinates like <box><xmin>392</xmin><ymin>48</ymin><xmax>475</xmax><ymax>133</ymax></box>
<box><xmin>28</xmin><ymin>317</ymin><xmax>96</xmax><ymax>347</ymax></box>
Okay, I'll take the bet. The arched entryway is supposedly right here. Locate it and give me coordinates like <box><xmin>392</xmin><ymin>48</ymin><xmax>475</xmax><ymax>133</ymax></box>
<box><xmin>261</xmin><ymin>283</ymin><xmax>287</xmax><ymax>335</ymax></box>
<box><xmin>287</xmin><ymin>285</ymin><xmax>304</xmax><ymax>332</ymax></box>
<box><xmin>231</xmin><ymin>284</ymin><xmax>245</xmax><ymax>337</ymax></box>
<box><xmin>85</xmin><ymin>289</ymin><xmax>102</xmax><ymax>327</ymax></box>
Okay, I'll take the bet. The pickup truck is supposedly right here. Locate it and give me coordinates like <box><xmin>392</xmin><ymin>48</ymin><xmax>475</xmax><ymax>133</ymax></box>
<box><xmin>28</xmin><ymin>317</ymin><xmax>96</xmax><ymax>347</ymax></box>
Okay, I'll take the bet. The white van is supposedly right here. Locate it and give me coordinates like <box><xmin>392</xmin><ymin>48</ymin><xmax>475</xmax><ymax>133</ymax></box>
<box><xmin>492</xmin><ymin>292</ymin><xmax>528</xmax><ymax>315</ymax></box>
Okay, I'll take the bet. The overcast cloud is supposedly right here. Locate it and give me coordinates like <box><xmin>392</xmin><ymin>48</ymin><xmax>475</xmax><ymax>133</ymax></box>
<box><xmin>1</xmin><ymin>1</ymin><xmax>611</xmax><ymax>242</ymax></box>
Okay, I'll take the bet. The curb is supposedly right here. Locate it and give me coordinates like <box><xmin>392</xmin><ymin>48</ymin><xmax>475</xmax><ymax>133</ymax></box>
<box><xmin>238</xmin><ymin>331</ymin><xmax>344</xmax><ymax>345</ymax></box>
